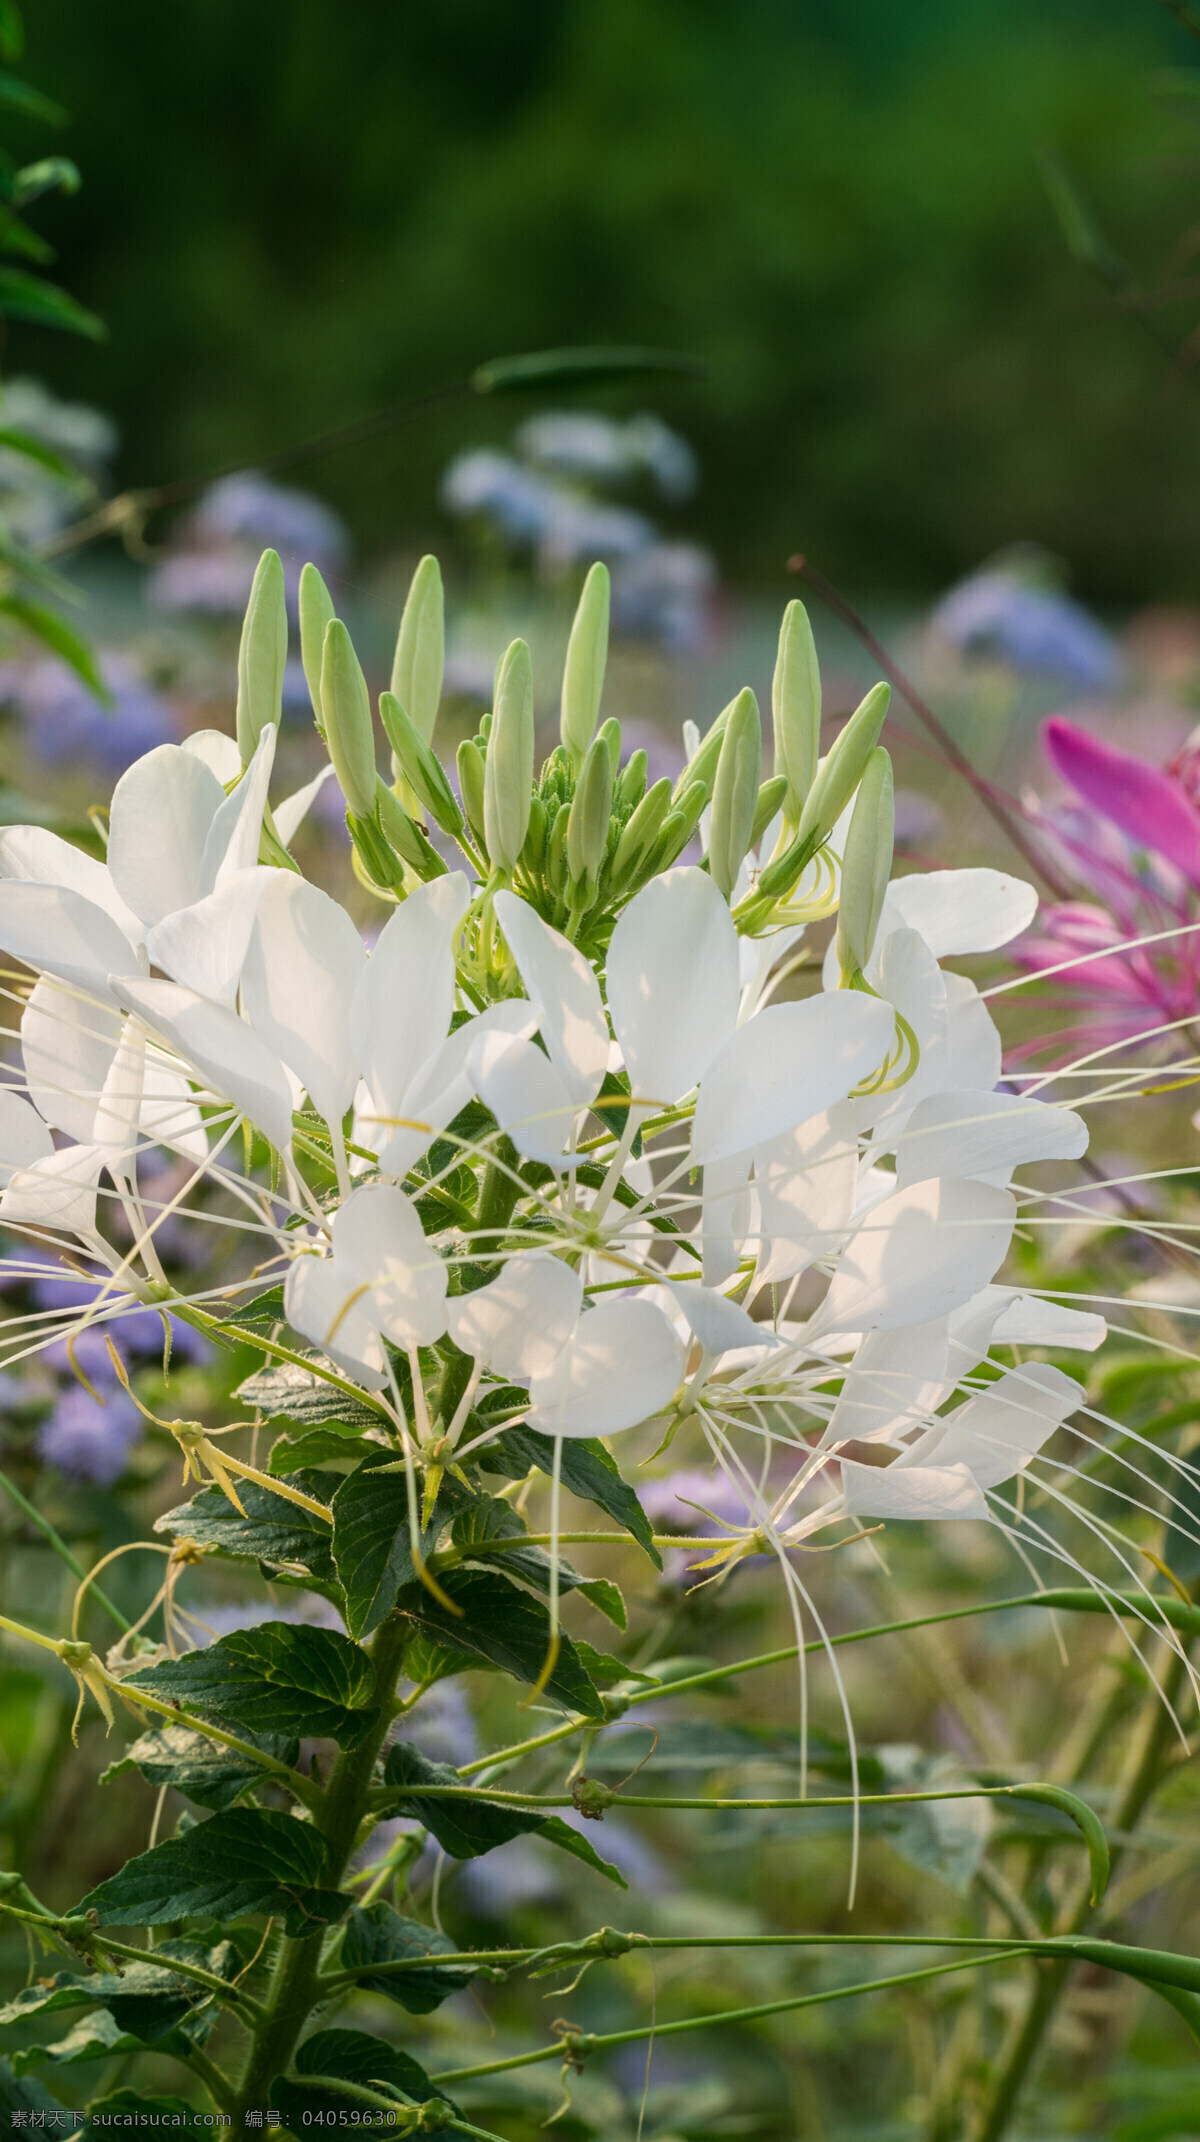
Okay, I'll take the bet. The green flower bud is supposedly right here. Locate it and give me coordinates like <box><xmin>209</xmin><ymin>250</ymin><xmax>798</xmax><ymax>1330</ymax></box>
<box><xmin>560</xmin><ymin>560</ymin><xmax>610</xmax><ymax>766</ymax></box>
<box><xmin>567</xmin><ymin>733</ymin><xmax>614</xmax><ymax>890</ymax></box>
<box><xmin>708</xmin><ymin>687</ymin><xmax>762</xmax><ymax>900</ymax></box>
<box><xmin>616</xmin><ymin>748</ymin><xmax>648</xmax><ymax>812</ymax></box>
<box><xmin>796</xmin><ymin>681</ymin><xmax>890</xmax><ymax>850</ymax></box>
<box><xmin>673</xmin><ymin>697</ymin><xmax>734</xmax><ymax>805</ymax></box>
<box><xmin>456</xmin><ymin>737</ymin><xmax>488</xmax><ymax>855</ymax></box>
<box><xmin>521</xmin><ymin>794</ymin><xmax>548</xmax><ymax>871</ymax></box>
<box><xmin>235</xmin><ymin>549</ymin><xmax>287</xmax><ymax>766</ymax></box>
<box><xmin>609</xmin><ymin>775</ymin><xmax>672</xmax><ymax>887</ymax></box>
<box><xmin>597</xmin><ymin>716</ymin><xmax>622</xmax><ymax>779</ymax></box>
<box><xmin>298</xmin><ymin>562</ymin><xmax>336</xmax><ymax>732</ymax></box>
<box><xmin>390</xmin><ymin>553</ymin><xmax>444</xmax><ymax>745</ymax></box>
<box><xmin>483</xmin><ymin>639</ymin><xmax>535</xmax><ymax>874</ymax></box>
<box><xmin>545</xmin><ymin>799</ymin><xmax>570</xmax><ymax>896</ymax></box>
<box><xmin>750</xmin><ymin>774</ymin><xmax>790</xmax><ymax>850</ymax></box>
<box><xmin>835</xmin><ymin>746</ymin><xmax>894</xmax><ymax>979</ymax></box>
<box><xmin>320</xmin><ymin>620</ymin><xmax>378</xmax><ymax>819</ymax></box>
<box><xmin>379</xmin><ymin>690</ymin><xmax>463</xmax><ymax>837</ymax></box>
<box><xmin>373</xmin><ymin>774</ymin><xmax>448</xmax><ymax>881</ymax></box>
<box><xmin>771</xmin><ymin>599</ymin><xmax>820</xmax><ymax>821</ymax></box>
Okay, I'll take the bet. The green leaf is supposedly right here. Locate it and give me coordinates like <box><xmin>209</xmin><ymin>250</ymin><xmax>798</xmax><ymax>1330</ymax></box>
<box><xmin>237</xmin><ymin>1355</ymin><xmax>382</xmax><ymax>1431</ymax></box>
<box><xmin>0</xmin><ymin>213</ymin><xmax>53</xmax><ymax>263</ymax></box>
<box><xmin>0</xmin><ymin>2056</ymin><xmax>67</xmax><ymax>2122</ymax></box>
<box><xmin>101</xmin><ymin>1723</ymin><xmax>301</xmax><ymax>1811</ymax></box>
<box><xmin>78</xmin><ymin>1808</ymin><xmax>350</xmax><ymax>1937</ymax></box>
<box><xmin>478</xmin><ymin>1425</ymin><xmax>661</xmax><ymax>1566</ymax></box>
<box><xmin>154</xmin><ymin>1470</ymin><xmax>338</xmax><ymax>1586</ymax></box>
<box><xmin>339</xmin><ymin>1902</ymin><xmax>477</xmax><ymax>2014</ymax></box>
<box><xmin>0</xmin><ymin>596</ymin><xmax>108</xmax><ymax>700</ymax></box>
<box><xmin>87</xmin><ymin>2095</ymin><xmax>214</xmax><ymax>2139</ymax></box>
<box><xmin>0</xmin><ymin>1942</ymin><xmax>232</xmax><ymax>2046</ymax></box>
<box><xmin>380</xmin><ymin>1744</ymin><xmax>626</xmax><ymax>1887</ymax></box>
<box><xmin>0</xmin><ymin>427</ymin><xmax>84</xmax><ymax>483</ymax></box>
<box><xmin>0</xmin><ymin>6</ymin><xmax>22</xmax><ymax>64</ymax></box>
<box><xmin>533</xmin><ymin>1813</ymin><xmax>628</xmax><ymax>1889</ymax></box>
<box><xmin>0</xmin><ymin>266</ymin><xmax>103</xmax><ymax>338</ymax></box>
<box><xmin>269</xmin><ymin>1425</ymin><xmax>382</xmax><ymax>1473</ymax></box>
<box><xmin>472</xmin><ymin>345</ymin><xmax>704</xmax><ymax>395</ymax></box>
<box><xmin>393</xmin><ymin>1568</ymin><xmax>605</xmax><ymax>1719</ymax></box>
<box><xmin>275</xmin><ymin>2029</ymin><xmax>459</xmax><ymax>2137</ymax></box>
<box><xmin>0</xmin><ymin>70</ymin><xmax>64</xmax><ymax>123</ymax></box>
<box><xmin>14</xmin><ymin>2009</ymin><xmax>190</xmax><ymax>2071</ymax></box>
<box><xmin>572</xmin><ymin>1639</ymin><xmax>655</xmax><ymax>1691</ymax></box>
<box><xmin>123</xmin><ymin>1623</ymin><xmax>378</xmax><ymax>1748</ymax></box>
<box><xmin>451</xmin><ymin>1493</ymin><xmax>626</xmax><ymax>1626</ymax></box>
<box><xmin>332</xmin><ymin>1450</ymin><xmax>474</xmax><ymax>1639</ymax></box>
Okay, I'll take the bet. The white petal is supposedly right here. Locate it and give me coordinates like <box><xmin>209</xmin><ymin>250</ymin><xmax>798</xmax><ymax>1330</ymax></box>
<box><xmin>494</xmin><ymin>890</ymin><xmax>608</xmax><ymax>1107</ymax></box>
<box><xmin>284</xmin><ymin>1254</ymin><xmax>387</xmax><ymax>1389</ymax></box>
<box><xmin>885</xmin><ymin>869</ymin><xmax>1037</xmax><ymax>957</ymax></box>
<box><xmin>114</xmin><ymin>976</ymin><xmax>295</xmax><ymax>1152</ymax></box>
<box><xmin>21</xmin><ymin>976</ymin><xmax>122</xmax><ymax>1141</ymax></box>
<box><xmin>470</xmin><ymin>1030</ymin><xmax>579</xmax><ymax>1166</ymax></box>
<box><xmin>865</xmin><ymin>928</ymin><xmax>949</xmax><ymax>1144</ymax></box>
<box><xmin>840</xmin><ymin>1457</ymin><xmax>990</xmax><ymax>1523</ymax></box>
<box><xmin>674</xmin><ymin>1282</ymin><xmax>773</xmax><ymax>1357</ymax></box>
<box><xmin>0</xmin><ymin>882</ymin><xmax>141</xmax><ymax>996</ymax></box>
<box><xmin>242</xmin><ymin>873</ymin><xmax>367</xmax><ymax>1127</ymax></box>
<box><xmin>698</xmin><ymin>1152</ymin><xmax>754</xmax><ymax>1287</ymax></box>
<box><xmin>138</xmin><ymin>1056</ymin><xmax>209</xmax><ymax>1164</ymax></box>
<box><xmin>944</xmin><ymin>975</ymin><xmax>1002</xmax><ymax>1091</ymax></box>
<box><xmin>894</xmin><ymin>1089</ymin><xmax>1088</xmax><ymax>1187</ymax></box>
<box><xmin>375</xmin><ymin>999</ymin><xmax>538</xmax><ymax>1177</ymax></box>
<box><xmin>447</xmin><ymin>1251</ymin><xmax>583</xmax><ymax>1380</ymax></box>
<box><xmin>145</xmin><ymin>868</ymin><xmax>272</xmax><ymax>1008</ymax></box>
<box><xmin>924</xmin><ymin>1363</ymin><xmax>1082</xmax><ymax>1487</ymax></box>
<box><xmin>92</xmin><ymin>1019</ymin><xmax>146</xmax><ymax>1174</ymax></box>
<box><xmin>349</xmin><ymin>875</ymin><xmax>469</xmax><ymax>1120</ymax></box>
<box><xmin>607</xmin><ymin>867</ymin><xmax>740</xmax><ymax>1106</ymax></box>
<box><xmin>817</xmin><ymin>1178</ymin><xmax>1016</xmax><ymax>1335</ymax></box>
<box><xmin>182</xmin><ymin>729</ymin><xmax>242</xmax><ymax>784</ymax></box>
<box><xmin>199</xmin><ymin>722</ymin><xmax>279</xmax><ymax>894</ymax></box>
<box><xmin>527</xmin><ymin>1297</ymin><xmax>686</xmax><ymax>1439</ymax></box>
<box><xmin>753</xmin><ymin>1103</ymin><xmax>860</xmax><ymax>1286</ymax></box>
<box><xmin>0</xmin><ymin>1087</ymin><xmax>53</xmax><ymax>1184</ymax></box>
<box><xmin>825</xmin><ymin>1318</ymin><xmax>951</xmax><ymax>1447</ymax></box>
<box><xmin>0</xmin><ymin>825</ymin><xmax>142</xmax><ymax>943</ymax></box>
<box><xmin>0</xmin><ymin>1141</ymin><xmax>106</xmax><ymax>1234</ymax></box>
<box><xmin>108</xmin><ymin>745</ymin><xmax>225</xmax><ymax>926</ymax></box>
<box><xmin>989</xmin><ymin>1292</ymin><xmax>1106</xmax><ymax>1351</ymax></box>
<box><xmin>273</xmin><ymin>764</ymin><xmax>337</xmax><ymax>848</ymax></box>
<box><xmin>691</xmin><ymin>991</ymin><xmax>894</xmax><ymax>1166</ymax></box>
<box><xmin>332</xmin><ymin>1180</ymin><xmax>448</xmax><ymax>1348</ymax></box>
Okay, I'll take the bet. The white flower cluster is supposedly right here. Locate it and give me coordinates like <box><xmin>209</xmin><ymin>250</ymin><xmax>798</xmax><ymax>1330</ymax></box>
<box><xmin>0</xmin><ymin>550</ymin><xmax>1108</xmax><ymax>1582</ymax></box>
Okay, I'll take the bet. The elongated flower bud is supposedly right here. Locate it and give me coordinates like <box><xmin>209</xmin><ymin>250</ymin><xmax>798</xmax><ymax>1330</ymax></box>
<box><xmin>835</xmin><ymin>746</ymin><xmax>894</xmax><ymax>979</ymax></box>
<box><xmin>457</xmin><ymin>738</ymin><xmax>488</xmax><ymax>855</ymax></box>
<box><xmin>379</xmin><ymin>691</ymin><xmax>463</xmax><ymax>837</ymax></box>
<box><xmin>609</xmin><ymin>775</ymin><xmax>672</xmax><ymax>887</ymax></box>
<box><xmin>374</xmin><ymin>775</ymin><xmax>448</xmax><ymax>880</ymax></box>
<box><xmin>750</xmin><ymin>774</ymin><xmax>790</xmax><ymax>850</ymax></box>
<box><xmin>708</xmin><ymin>688</ymin><xmax>762</xmax><ymax>900</ymax></box>
<box><xmin>772</xmin><ymin>599</ymin><xmax>820</xmax><ymax>822</ymax></box>
<box><xmin>299</xmin><ymin>562</ymin><xmax>335</xmax><ymax>732</ymax></box>
<box><xmin>560</xmin><ymin>561</ymin><xmax>610</xmax><ymax>766</ymax></box>
<box><xmin>567</xmin><ymin>733</ymin><xmax>614</xmax><ymax>891</ymax></box>
<box><xmin>236</xmin><ymin>549</ymin><xmax>287</xmax><ymax>766</ymax></box>
<box><xmin>390</xmin><ymin>553</ymin><xmax>444</xmax><ymax>745</ymax></box>
<box><xmin>320</xmin><ymin>620</ymin><xmax>377</xmax><ymax>819</ymax></box>
<box><xmin>674</xmin><ymin>697</ymin><xmax>734</xmax><ymax>805</ymax></box>
<box><xmin>484</xmin><ymin>639</ymin><xmax>534</xmax><ymax>874</ymax></box>
<box><xmin>796</xmin><ymin>681</ymin><xmax>890</xmax><ymax>850</ymax></box>
<box><xmin>616</xmin><ymin>749</ymin><xmax>648</xmax><ymax>811</ymax></box>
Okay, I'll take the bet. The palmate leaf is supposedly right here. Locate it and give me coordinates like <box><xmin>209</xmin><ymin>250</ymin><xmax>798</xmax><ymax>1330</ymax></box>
<box><xmin>479</xmin><ymin>1421</ymin><xmax>661</xmax><ymax>1566</ymax></box>
<box><xmin>274</xmin><ymin>2029</ymin><xmax>459</xmax><ymax>2139</ymax></box>
<box><xmin>340</xmin><ymin>1902</ymin><xmax>478</xmax><ymax>2014</ymax></box>
<box><xmin>331</xmin><ymin>1451</ymin><xmax>476</xmax><ymax>1639</ymax></box>
<box><xmin>381</xmin><ymin>1742</ymin><xmax>627</xmax><ymax>1887</ymax></box>
<box><xmin>123</xmin><ymin>1623</ymin><xmax>378</xmax><ymax>1747</ymax></box>
<box><xmin>269</xmin><ymin>1425</ymin><xmax>382</xmax><ymax>1473</ymax></box>
<box><xmin>102</xmin><ymin>1723</ymin><xmax>301</xmax><ymax>1811</ymax></box>
<box><xmin>392</xmin><ymin>1567</ymin><xmax>605</xmax><ymax>1720</ymax></box>
<box><xmin>78</xmin><ymin>1808</ymin><xmax>351</xmax><ymax>1938</ymax></box>
<box><xmin>154</xmin><ymin>1469</ymin><xmax>338</xmax><ymax>1586</ymax></box>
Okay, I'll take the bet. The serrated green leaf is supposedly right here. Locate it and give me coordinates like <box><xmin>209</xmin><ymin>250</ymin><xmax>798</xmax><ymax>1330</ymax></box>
<box><xmin>572</xmin><ymin>1639</ymin><xmax>654</xmax><ymax>1690</ymax></box>
<box><xmin>101</xmin><ymin>1723</ymin><xmax>301</xmax><ymax>1811</ymax></box>
<box><xmin>274</xmin><ymin>2029</ymin><xmax>458</xmax><ymax>2137</ymax></box>
<box><xmin>237</xmin><ymin>1354</ymin><xmax>382</xmax><ymax>1431</ymax></box>
<box><xmin>269</xmin><ymin>1425</ymin><xmax>384</xmax><ymax>1473</ymax></box>
<box><xmin>0</xmin><ymin>1942</ymin><xmax>232</xmax><ymax>2042</ymax></box>
<box><xmin>0</xmin><ymin>595</ymin><xmax>107</xmax><ymax>699</ymax></box>
<box><xmin>78</xmin><ymin>1808</ymin><xmax>350</xmax><ymax>1937</ymax></box>
<box><xmin>340</xmin><ymin>1902</ymin><xmax>477</xmax><ymax>2013</ymax></box>
<box><xmin>0</xmin><ymin>2055</ymin><xmax>66</xmax><ymax>2121</ymax></box>
<box><xmin>0</xmin><ymin>265</ymin><xmax>102</xmax><ymax>337</ymax></box>
<box><xmin>154</xmin><ymin>1470</ymin><xmax>337</xmax><ymax>1586</ymax></box>
<box><xmin>123</xmin><ymin>1624</ymin><xmax>377</xmax><ymax>1747</ymax></box>
<box><xmin>332</xmin><ymin>1451</ymin><xmax>475</xmax><ymax>1640</ymax></box>
<box><xmin>393</xmin><ymin>1568</ymin><xmax>605</xmax><ymax>1719</ymax></box>
<box><xmin>479</xmin><ymin>1424</ymin><xmax>661</xmax><ymax>1566</ymax></box>
<box><xmin>14</xmin><ymin>2009</ymin><xmax>187</xmax><ymax>2072</ymax></box>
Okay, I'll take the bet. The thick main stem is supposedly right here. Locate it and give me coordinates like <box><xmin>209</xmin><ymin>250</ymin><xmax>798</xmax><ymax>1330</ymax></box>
<box><xmin>232</xmin><ymin>1614</ymin><xmax>409</xmax><ymax>2121</ymax></box>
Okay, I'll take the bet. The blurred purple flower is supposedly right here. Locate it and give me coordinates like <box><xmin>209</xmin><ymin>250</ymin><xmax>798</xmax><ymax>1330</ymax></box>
<box><xmin>640</xmin><ymin>1468</ymin><xmax>756</xmax><ymax>1534</ymax></box>
<box><xmin>150</xmin><ymin>472</ymin><xmax>348</xmax><ymax>620</ymax></box>
<box><xmin>932</xmin><ymin>567</ymin><xmax>1118</xmax><ymax>689</ymax></box>
<box><xmin>516</xmin><ymin>411</ymin><xmax>698</xmax><ymax>501</ymax></box>
<box><xmin>37</xmin><ymin>1383</ymin><xmax>142</xmax><ymax>1485</ymax></box>
<box><xmin>0</xmin><ymin>651</ymin><xmax>176</xmax><ymax>773</ymax></box>
<box><xmin>610</xmin><ymin>542</ymin><xmax>716</xmax><ymax>654</ymax></box>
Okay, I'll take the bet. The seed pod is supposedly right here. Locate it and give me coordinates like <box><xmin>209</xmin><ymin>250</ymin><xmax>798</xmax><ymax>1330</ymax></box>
<box><xmin>708</xmin><ymin>688</ymin><xmax>762</xmax><ymax>900</ymax></box>
<box><xmin>835</xmin><ymin>746</ymin><xmax>894</xmax><ymax>979</ymax></box>
<box><xmin>484</xmin><ymin>640</ymin><xmax>535</xmax><ymax>874</ymax></box>
<box><xmin>390</xmin><ymin>553</ymin><xmax>444</xmax><ymax>745</ymax></box>
<box><xmin>456</xmin><ymin>738</ymin><xmax>488</xmax><ymax>856</ymax></box>
<box><xmin>796</xmin><ymin>682</ymin><xmax>890</xmax><ymax>850</ymax></box>
<box><xmin>298</xmin><ymin>563</ymin><xmax>336</xmax><ymax>733</ymax></box>
<box><xmin>236</xmin><ymin>549</ymin><xmax>287</xmax><ymax>765</ymax></box>
<box><xmin>567</xmin><ymin>734</ymin><xmax>614</xmax><ymax>889</ymax></box>
<box><xmin>379</xmin><ymin>691</ymin><xmax>463</xmax><ymax>837</ymax></box>
<box><xmin>560</xmin><ymin>561</ymin><xmax>610</xmax><ymax>766</ymax></box>
<box><xmin>320</xmin><ymin>620</ymin><xmax>377</xmax><ymax>819</ymax></box>
<box><xmin>771</xmin><ymin>599</ymin><xmax>820</xmax><ymax>821</ymax></box>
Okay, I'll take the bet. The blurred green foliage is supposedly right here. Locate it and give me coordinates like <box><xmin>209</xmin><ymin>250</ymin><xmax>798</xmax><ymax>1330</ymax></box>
<box><xmin>14</xmin><ymin>0</ymin><xmax>1200</xmax><ymax>597</ymax></box>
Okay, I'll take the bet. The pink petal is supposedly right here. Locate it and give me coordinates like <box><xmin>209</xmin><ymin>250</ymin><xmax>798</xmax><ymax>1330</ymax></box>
<box><xmin>1043</xmin><ymin>717</ymin><xmax>1200</xmax><ymax>883</ymax></box>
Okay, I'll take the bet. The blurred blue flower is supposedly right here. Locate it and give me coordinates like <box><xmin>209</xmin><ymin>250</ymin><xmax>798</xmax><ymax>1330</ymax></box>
<box><xmin>640</xmin><ymin>1467</ymin><xmax>756</xmax><ymax>1534</ymax></box>
<box><xmin>36</xmin><ymin>1382</ymin><xmax>142</xmax><ymax>1485</ymax></box>
<box><xmin>150</xmin><ymin>471</ymin><xmax>349</xmax><ymax>620</ymax></box>
<box><xmin>931</xmin><ymin>565</ymin><xmax>1118</xmax><ymax>689</ymax></box>
<box><xmin>611</xmin><ymin>543</ymin><xmax>716</xmax><ymax>654</ymax></box>
<box><xmin>0</xmin><ymin>650</ymin><xmax>176</xmax><ymax>773</ymax></box>
<box><xmin>515</xmin><ymin>411</ymin><xmax>699</xmax><ymax>502</ymax></box>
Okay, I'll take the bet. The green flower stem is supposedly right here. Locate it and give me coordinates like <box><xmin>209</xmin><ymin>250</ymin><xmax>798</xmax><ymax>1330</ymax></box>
<box><xmin>0</xmin><ymin>1898</ymin><xmax>263</xmax><ymax>2022</ymax></box>
<box><xmin>232</xmin><ymin>1613</ymin><xmax>411</xmax><ymax>2125</ymax></box>
<box><xmin>297</xmin><ymin>2079</ymin><xmax>504</xmax><ymax>2142</ymax></box>
<box><xmin>456</xmin><ymin>1589</ymin><xmax>1197</xmax><ymax>1779</ymax></box>
<box><xmin>431</xmin><ymin>1954</ymin><xmax>1012</xmax><ymax>2085</ymax></box>
<box><xmin>95</xmin><ymin>1674</ymin><xmax>320</xmax><ymax>1809</ymax></box>
<box><xmin>180</xmin><ymin>2042</ymin><xmax>238</xmax><ymax>2115</ymax></box>
<box><xmin>0</xmin><ymin>1468</ymin><xmax>131</xmax><ymax>1633</ymax></box>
